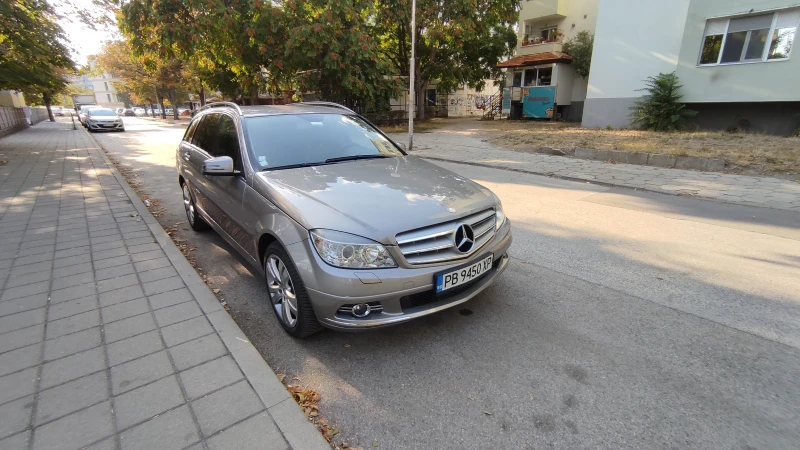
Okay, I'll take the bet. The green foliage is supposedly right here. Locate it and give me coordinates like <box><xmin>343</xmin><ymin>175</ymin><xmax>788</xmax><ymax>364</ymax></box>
<box><xmin>562</xmin><ymin>31</ymin><xmax>594</xmax><ymax>79</ymax></box>
<box><xmin>284</xmin><ymin>0</ymin><xmax>400</xmax><ymax>109</ymax></box>
<box><xmin>0</xmin><ymin>0</ymin><xmax>74</xmax><ymax>93</ymax></box>
<box><xmin>374</xmin><ymin>0</ymin><xmax>519</xmax><ymax>118</ymax></box>
<box><xmin>630</xmin><ymin>72</ymin><xmax>697</xmax><ymax>131</ymax></box>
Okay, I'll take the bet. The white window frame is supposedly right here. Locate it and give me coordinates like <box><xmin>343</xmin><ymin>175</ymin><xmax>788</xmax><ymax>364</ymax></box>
<box><xmin>697</xmin><ymin>9</ymin><xmax>797</xmax><ymax>66</ymax></box>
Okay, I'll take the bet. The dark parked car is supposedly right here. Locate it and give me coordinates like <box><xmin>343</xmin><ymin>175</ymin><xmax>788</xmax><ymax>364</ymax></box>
<box><xmin>123</xmin><ymin>109</ymin><xmax>136</xmax><ymax>117</ymax></box>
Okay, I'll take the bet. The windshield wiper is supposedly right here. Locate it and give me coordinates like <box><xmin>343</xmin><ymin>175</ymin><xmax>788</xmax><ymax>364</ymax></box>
<box><xmin>261</xmin><ymin>162</ymin><xmax>328</xmax><ymax>171</ymax></box>
<box><xmin>324</xmin><ymin>154</ymin><xmax>391</xmax><ymax>163</ymax></box>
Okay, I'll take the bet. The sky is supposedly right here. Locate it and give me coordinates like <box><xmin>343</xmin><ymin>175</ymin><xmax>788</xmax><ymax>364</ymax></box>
<box><xmin>53</xmin><ymin>0</ymin><xmax>119</xmax><ymax>66</ymax></box>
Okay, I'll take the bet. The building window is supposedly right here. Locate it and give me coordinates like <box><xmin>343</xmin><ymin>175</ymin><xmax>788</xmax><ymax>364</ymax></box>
<box><xmin>523</xmin><ymin>67</ymin><xmax>553</xmax><ymax>87</ymax></box>
<box><xmin>107</xmin><ymin>94</ymin><xmax>111</xmax><ymax>102</ymax></box>
<box><xmin>104</xmin><ymin>82</ymin><xmax>109</xmax><ymax>91</ymax></box>
<box><xmin>699</xmin><ymin>8</ymin><xmax>799</xmax><ymax>65</ymax></box>
<box><xmin>512</xmin><ymin>72</ymin><xmax>522</xmax><ymax>87</ymax></box>
<box><xmin>425</xmin><ymin>89</ymin><xmax>437</xmax><ymax>106</ymax></box>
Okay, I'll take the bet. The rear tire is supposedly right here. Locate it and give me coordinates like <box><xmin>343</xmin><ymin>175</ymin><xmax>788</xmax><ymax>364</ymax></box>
<box><xmin>182</xmin><ymin>182</ymin><xmax>209</xmax><ymax>231</ymax></box>
<box><xmin>264</xmin><ymin>242</ymin><xmax>322</xmax><ymax>338</ymax></box>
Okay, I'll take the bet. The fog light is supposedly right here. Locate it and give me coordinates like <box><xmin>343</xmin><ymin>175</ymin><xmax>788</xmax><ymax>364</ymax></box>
<box><xmin>351</xmin><ymin>303</ymin><xmax>371</xmax><ymax>318</ymax></box>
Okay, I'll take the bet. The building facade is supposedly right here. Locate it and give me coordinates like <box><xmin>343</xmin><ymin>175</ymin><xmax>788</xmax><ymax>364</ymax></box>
<box><xmin>67</xmin><ymin>73</ymin><xmax>125</xmax><ymax>108</ymax></box>
<box><xmin>498</xmin><ymin>0</ymin><xmax>599</xmax><ymax>121</ymax></box>
<box><xmin>584</xmin><ymin>0</ymin><xmax>800</xmax><ymax>134</ymax></box>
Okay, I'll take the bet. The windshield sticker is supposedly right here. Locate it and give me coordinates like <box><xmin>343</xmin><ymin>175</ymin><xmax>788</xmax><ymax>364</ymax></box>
<box><xmin>259</xmin><ymin>156</ymin><xmax>268</xmax><ymax>166</ymax></box>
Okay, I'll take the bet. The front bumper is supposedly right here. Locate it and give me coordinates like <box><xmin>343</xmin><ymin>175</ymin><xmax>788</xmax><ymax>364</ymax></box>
<box><xmin>87</xmin><ymin>121</ymin><xmax>124</xmax><ymax>131</ymax></box>
<box><xmin>286</xmin><ymin>220</ymin><xmax>512</xmax><ymax>330</ymax></box>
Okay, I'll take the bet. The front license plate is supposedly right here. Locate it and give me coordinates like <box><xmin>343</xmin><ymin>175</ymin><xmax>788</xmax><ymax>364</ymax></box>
<box><xmin>435</xmin><ymin>254</ymin><xmax>493</xmax><ymax>293</ymax></box>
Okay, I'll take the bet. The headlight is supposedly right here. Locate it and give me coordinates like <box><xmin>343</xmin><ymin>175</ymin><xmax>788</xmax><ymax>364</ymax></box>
<box><xmin>495</xmin><ymin>203</ymin><xmax>506</xmax><ymax>230</ymax></box>
<box><xmin>310</xmin><ymin>229</ymin><xmax>396</xmax><ymax>269</ymax></box>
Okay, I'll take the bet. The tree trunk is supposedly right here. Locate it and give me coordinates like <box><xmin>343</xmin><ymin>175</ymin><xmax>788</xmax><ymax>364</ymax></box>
<box><xmin>170</xmin><ymin>89</ymin><xmax>179</xmax><ymax>120</ymax></box>
<box><xmin>416</xmin><ymin>80</ymin><xmax>426</xmax><ymax>121</ymax></box>
<box><xmin>43</xmin><ymin>93</ymin><xmax>55</xmax><ymax>122</ymax></box>
<box><xmin>200</xmin><ymin>86</ymin><xmax>206</xmax><ymax>106</ymax></box>
<box><xmin>150</xmin><ymin>101</ymin><xmax>156</xmax><ymax>118</ymax></box>
<box><xmin>159</xmin><ymin>97</ymin><xmax>167</xmax><ymax>119</ymax></box>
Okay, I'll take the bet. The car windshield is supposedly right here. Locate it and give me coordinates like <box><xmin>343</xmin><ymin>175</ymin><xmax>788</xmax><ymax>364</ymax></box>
<box><xmin>90</xmin><ymin>109</ymin><xmax>116</xmax><ymax>116</ymax></box>
<box><xmin>244</xmin><ymin>114</ymin><xmax>403</xmax><ymax>170</ymax></box>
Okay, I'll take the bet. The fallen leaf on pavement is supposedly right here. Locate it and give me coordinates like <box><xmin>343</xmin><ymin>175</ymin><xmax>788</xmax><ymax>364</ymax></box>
<box><xmin>483</xmin><ymin>411</ymin><xmax>492</xmax><ymax>416</ymax></box>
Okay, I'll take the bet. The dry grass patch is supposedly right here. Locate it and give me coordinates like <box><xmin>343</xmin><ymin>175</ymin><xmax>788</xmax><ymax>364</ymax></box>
<box><xmin>379</xmin><ymin>119</ymin><xmax>447</xmax><ymax>134</ymax></box>
<box><xmin>482</xmin><ymin>120</ymin><xmax>800</xmax><ymax>179</ymax></box>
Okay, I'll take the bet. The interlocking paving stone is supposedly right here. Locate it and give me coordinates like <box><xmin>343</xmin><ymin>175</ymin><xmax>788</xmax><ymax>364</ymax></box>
<box><xmin>0</xmin><ymin>122</ymin><xmax>317</xmax><ymax>450</ymax></box>
<box><xmin>169</xmin><ymin>333</ymin><xmax>227</xmax><ymax>372</ymax></box>
<box><xmin>39</xmin><ymin>346</ymin><xmax>105</xmax><ymax>390</ymax></box>
<box><xmin>207</xmin><ymin>411</ymin><xmax>289</xmax><ymax>450</ymax></box>
<box><xmin>0</xmin><ymin>342</ymin><xmax>42</xmax><ymax>377</ymax></box>
<box><xmin>119</xmin><ymin>405</ymin><xmax>200</xmax><ymax>450</ymax></box>
<box><xmin>35</xmin><ymin>371</ymin><xmax>109</xmax><ymax>425</ymax></box>
<box><xmin>113</xmin><ymin>374</ymin><xmax>185</xmax><ymax>430</ymax></box>
<box><xmin>43</xmin><ymin>326</ymin><xmax>101</xmax><ymax>362</ymax></box>
<box><xmin>179</xmin><ymin>356</ymin><xmax>243</xmax><ymax>400</ymax></box>
<box><xmin>101</xmin><ymin>297</ymin><xmax>149</xmax><ymax>324</ymax></box>
<box><xmin>107</xmin><ymin>330</ymin><xmax>164</xmax><ymax>367</ymax></box>
<box><xmin>0</xmin><ymin>324</ymin><xmax>44</xmax><ymax>354</ymax></box>
<box><xmin>191</xmin><ymin>380</ymin><xmax>264</xmax><ymax>436</ymax></box>
<box><xmin>103</xmin><ymin>312</ymin><xmax>157</xmax><ymax>344</ymax></box>
<box><xmin>110</xmin><ymin>350</ymin><xmax>174</xmax><ymax>395</ymax></box>
<box><xmin>0</xmin><ymin>366</ymin><xmax>38</xmax><ymax>405</ymax></box>
<box><xmin>32</xmin><ymin>401</ymin><xmax>114</xmax><ymax>450</ymax></box>
<box><xmin>45</xmin><ymin>309</ymin><xmax>100</xmax><ymax>340</ymax></box>
<box><xmin>161</xmin><ymin>316</ymin><xmax>214</xmax><ymax>347</ymax></box>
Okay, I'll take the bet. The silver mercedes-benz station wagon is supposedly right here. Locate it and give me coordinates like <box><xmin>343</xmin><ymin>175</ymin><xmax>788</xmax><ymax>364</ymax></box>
<box><xmin>176</xmin><ymin>102</ymin><xmax>512</xmax><ymax>337</ymax></box>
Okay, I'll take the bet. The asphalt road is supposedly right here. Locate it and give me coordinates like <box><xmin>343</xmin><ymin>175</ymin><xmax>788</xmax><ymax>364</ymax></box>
<box><xmin>92</xmin><ymin>117</ymin><xmax>800</xmax><ymax>449</ymax></box>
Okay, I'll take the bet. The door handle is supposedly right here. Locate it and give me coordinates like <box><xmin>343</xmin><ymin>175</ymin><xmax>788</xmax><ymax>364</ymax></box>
<box><xmin>183</xmin><ymin>152</ymin><xmax>191</xmax><ymax>161</ymax></box>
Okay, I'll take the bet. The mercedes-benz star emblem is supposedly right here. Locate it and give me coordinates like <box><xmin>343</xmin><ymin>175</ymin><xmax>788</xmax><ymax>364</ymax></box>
<box><xmin>454</xmin><ymin>223</ymin><xmax>475</xmax><ymax>253</ymax></box>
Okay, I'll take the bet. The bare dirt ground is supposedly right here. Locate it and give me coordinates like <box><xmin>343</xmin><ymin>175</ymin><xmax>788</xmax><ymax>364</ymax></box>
<box><xmin>472</xmin><ymin>119</ymin><xmax>800</xmax><ymax>179</ymax></box>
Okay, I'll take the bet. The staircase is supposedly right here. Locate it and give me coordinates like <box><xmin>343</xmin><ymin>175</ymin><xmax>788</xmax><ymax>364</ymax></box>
<box><xmin>481</xmin><ymin>91</ymin><xmax>503</xmax><ymax>120</ymax></box>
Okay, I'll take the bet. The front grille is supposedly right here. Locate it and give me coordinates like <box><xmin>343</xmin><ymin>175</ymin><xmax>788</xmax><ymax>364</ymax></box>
<box><xmin>395</xmin><ymin>209</ymin><xmax>496</xmax><ymax>265</ymax></box>
<box><xmin>399</xmin><ymin>257</ymin><xmax>502</xmax><ymax>310</ymax></box>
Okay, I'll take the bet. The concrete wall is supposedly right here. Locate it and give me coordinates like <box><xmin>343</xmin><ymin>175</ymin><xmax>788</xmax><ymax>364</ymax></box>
<box><xmin>0</xmin><ymin>107</ymin><xmax>29</xmax><ymax>138</ymax></box>
<box><xmin>583</xmin><ymin>0</ymin><xmax>692</xmax><ymax>127</ymax></box>
<box><xmin>0</xmin><ymin>91</ymin><xmax>26</xmax><ymax>108</ymax></box>
<box><xmin>685</xmin><ymin>101</ymin><xmax>800</xmax><ymax>135</ymax></box>
<box><xmin>675</xmin><ymin>1</ymin><xmax>800</xmax><ymax>103</ymax></box>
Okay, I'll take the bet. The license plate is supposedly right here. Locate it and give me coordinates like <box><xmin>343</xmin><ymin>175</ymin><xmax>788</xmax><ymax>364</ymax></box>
<box><xmin>435</xmin><ymin>254</ymin><xmax>493</xmax><ymax>293</ymax></box>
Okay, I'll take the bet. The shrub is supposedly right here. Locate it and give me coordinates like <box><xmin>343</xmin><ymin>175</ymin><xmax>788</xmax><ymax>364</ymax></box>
<box><xmin>629</xmin><ymin>72</ymin><xmax>697</xmax><ymax>131</ymax></box>
<box><xmin>562</xmin><ymin>31</ymin><xmax>594</xmax><ymax>79</ymax></box>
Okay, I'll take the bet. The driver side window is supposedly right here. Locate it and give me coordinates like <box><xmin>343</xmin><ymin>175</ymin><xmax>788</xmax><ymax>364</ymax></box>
<box><xmin>212</xmin><ymin>115</ymin><xmax>242</xmax><ymax>172</ymax></box>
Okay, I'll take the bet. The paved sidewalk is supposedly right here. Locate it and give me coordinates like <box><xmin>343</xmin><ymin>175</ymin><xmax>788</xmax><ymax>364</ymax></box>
<box><xmin>389</xmin><ymin>125</ymin><xmax>800</xmax><ymax>212</ymax></box>
<box><xmin>0</xmin><ymin>121</ymin><xmax>327</xmax><ymax>450</ymax></box>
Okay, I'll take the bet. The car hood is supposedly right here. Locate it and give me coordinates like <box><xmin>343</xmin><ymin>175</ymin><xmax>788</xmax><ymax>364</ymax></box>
<box><xmin>254</xmin><ymin>155</ymin><xmax>497</xmax><ymax>244</ymax></box>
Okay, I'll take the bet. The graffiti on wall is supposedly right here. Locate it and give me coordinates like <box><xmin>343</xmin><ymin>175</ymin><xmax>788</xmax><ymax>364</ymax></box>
<box><xmin>445</xmin><ymin>93</ymin><xmax>492</xmax><ymax>117</ymax></box>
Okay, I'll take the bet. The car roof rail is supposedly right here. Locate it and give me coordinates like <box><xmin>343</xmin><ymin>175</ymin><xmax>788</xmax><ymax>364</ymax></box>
<box><xmin>300</xmin><ymin>101</ymin><xmax>355</xmax><ymax>114</ymax></box>
<box><xmin>197</xmin><ymin>102</ymin><xmax>243</xmax><ymax>115</ymax></box>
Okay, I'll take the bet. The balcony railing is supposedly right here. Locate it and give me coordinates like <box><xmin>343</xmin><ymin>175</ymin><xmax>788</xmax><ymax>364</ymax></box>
<box><xmin>521</xmin><ymin>37</ymin><xmax>563</xmax><ymax>47</ymax></box>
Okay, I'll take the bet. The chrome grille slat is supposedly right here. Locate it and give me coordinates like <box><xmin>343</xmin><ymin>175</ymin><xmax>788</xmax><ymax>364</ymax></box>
<box><xmin>395</xmin><ymin>209</ymin><xmax>497</xmax><ymax>265</ymax></box>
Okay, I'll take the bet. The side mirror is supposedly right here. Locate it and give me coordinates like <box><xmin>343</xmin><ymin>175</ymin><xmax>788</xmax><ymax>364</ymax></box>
<box><xmin>202</xmin><ymin>156</ymin><xmax>235</xmax><ymax>176</ymax></box>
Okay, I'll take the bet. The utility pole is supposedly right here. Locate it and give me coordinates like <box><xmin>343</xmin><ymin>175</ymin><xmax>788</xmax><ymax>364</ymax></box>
<box><xmin>408</xmin><ymin>0</ymin><xmax>416</xmax><ymax>151</ymax></box>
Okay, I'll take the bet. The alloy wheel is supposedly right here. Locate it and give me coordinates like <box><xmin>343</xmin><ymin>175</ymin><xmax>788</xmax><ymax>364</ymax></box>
<box><xmin>266</xmin><ymin>255</ymin><xmax>299</xmax><ymax>327</ymax></box>
<box><xmin>182</xmin><ymin>184</ymin><xmax>195</xmax><ymax>226</ymax></box>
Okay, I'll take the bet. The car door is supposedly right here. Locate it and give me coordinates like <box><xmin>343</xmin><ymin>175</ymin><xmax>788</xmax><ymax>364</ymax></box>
<box><xmin>201</xmin><ymin>113</ymin><xmax>257</xmax><ymax>258</ymax></box>
<box><xmin>185</xmin><ymin>113</ymin><xmax>220</xmax><ymax>218</ymax></box>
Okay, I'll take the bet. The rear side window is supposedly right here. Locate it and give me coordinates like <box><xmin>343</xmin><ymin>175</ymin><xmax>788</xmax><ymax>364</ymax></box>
<box><xmin>212</xmin><ymin>115</ymin><xmax>240</xmax><ymax>160</ymax></box>
<box><xmin>183</xmin><ymin>118</ymin><xmax>200</xmax><ymax>143</ymax></box>
<box><xmin>192</xmin><ymin>114</ymin><xmax>220</xmax><ymax>151</ymax></box>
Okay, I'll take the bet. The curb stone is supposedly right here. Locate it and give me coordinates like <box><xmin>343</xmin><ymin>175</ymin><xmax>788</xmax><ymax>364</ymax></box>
<box><xmin>572</xmin><ymin>147</ymin><xmax>726</xmax><ymax>171</ymax></box>
<box><xmin>85</xmin><ymin>128</ymin><xmax>330</xmax><ymax>450</ymax></box>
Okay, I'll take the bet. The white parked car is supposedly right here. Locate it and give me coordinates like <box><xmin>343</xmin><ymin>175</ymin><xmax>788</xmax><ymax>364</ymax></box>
<box><xmin>85</xmin><ymin>108</ymin><xmax>125</xmax><ymax>132</ymax></box>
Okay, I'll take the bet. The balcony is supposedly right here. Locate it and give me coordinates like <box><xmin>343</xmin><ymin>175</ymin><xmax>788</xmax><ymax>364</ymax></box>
<box><xmin>519</xmin><ymin>0</ymin><xmax>569</xmax><ymax>22</ymax></box>
<box><xmin>518</xmin><ymin>41</ymin><xmax>563</xmax><ymax>55</ymax></box>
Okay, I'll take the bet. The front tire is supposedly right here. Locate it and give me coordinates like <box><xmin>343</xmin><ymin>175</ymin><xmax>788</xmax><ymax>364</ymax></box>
<box><xmin>264</xmin><ymin>242</ymin><xmax>322</xmax><ymax>338</ymax></box>
<box><xmin>181</xmin><ymin>182</ymin><xmax>209</xmax><ymax>231</ymax></box>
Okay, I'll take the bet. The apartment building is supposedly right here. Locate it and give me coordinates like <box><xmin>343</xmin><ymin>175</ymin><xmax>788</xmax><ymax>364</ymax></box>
<box><xmin>584</xmin><ymin>0</ymin><xmax>800</xmax><ymax>134</ymax></box>
<box><xmin>498</xmin><ymin>0</ymin><xmax>599</xmax><ymax>121</ymax></box>
<box><xmin>67</xmin><ymin>73</ymin><xmax>125</xmax><ymax>108</ymax></box>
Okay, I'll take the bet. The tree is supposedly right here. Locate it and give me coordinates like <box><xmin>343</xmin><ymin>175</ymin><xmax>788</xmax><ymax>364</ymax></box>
<box><xmin>1</xmin><ymin>0</ymin><xmax>75</xmax><ymax>121</ymax></box>
<box><xmin>375</xmin><ymin>0</ymin><xmax>518</xmax><ymax>119</ymax></box>
<box><xmin>562</xmin><ymin>31</ymin><xmax>594</xmax><ymax>79</ymax></box>
<box><xmin>630</xmin><ymin>72</ymin><xmax>697</xmax><ymax>131</ymax></box>
<box><xmin>284</xmin><ymin>0</ymin><xmax>400</xmax><ymax>109</ymax></box>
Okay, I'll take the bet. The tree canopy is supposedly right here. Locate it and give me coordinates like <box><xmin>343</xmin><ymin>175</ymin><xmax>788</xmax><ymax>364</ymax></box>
<box><xmin>1</xmin><ymin>0</ymin><xmax>75</xmax><ymax>119</ymax></box>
